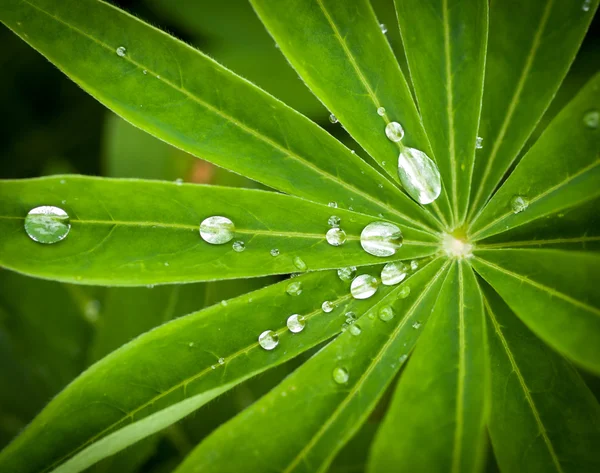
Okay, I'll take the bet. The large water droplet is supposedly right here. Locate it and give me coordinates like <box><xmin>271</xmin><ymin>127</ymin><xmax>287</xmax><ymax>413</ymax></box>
<box><xmin>333</xmin><ymin>366</ymin><xmax>349</xmax><ymax>384</ymax></box>
<box><xmin>583</xmin><ymin>110</ymin><xmax>599</xmax><ymax>129</ymax></box>
<box><xmin>328</xmin><ymin>215</ymin><xmax>341</xmax><ymax>227</ymax></box>
<box><xmin>398</xmin><ymin>286</ymin><xmax>411</xmax><ymax>299</ymax></box>
<box><xmin>286</xmin><ymin>281</ymin><xmax>303</xmax><ymax>296</ymax></box>
<box><xmin>381</xmin><ymin>262</ymin><xmax>408</xmax><ymax>286</ymax></box>
<box><xmin>379</xmin><ymin>306</ymin><xmax>395</xmax><ymax>322</ymax></box>
<box><xmin>510</xmin><ymin>195</ymin><xmax>529</xmax><ymax>214</ymax></box>
<box><xmin>232</xmin><ymin>240</ymin><xmax>245</xmax><ymax>252</ymax></box>
<box><xmin>322</xmin><ymin>300</ymin><xmax>335</xmax><ymax>313</ymax></box>
<box><xmin>397</xmin><ymin>147</ymin><xmax>441</xmax><ymax>205</ymax></box>
<box><xmin>476</xmin><ymin>136</ymin><xmax>483</xmax><ymax>149</ymax></box>
<box><xmin>360</xmin><ymin>222</ymin><xmax>403</xmax><ymax>257</ymax></box>
<box><xmin>293</xmin><ymin>256</ymin><xmax>307</xmax><ymax>271</ymax></box>
<box><xmin>270</xmin><ymin>248</ymin><xmax>280</xmax><ymax>257</ymax></box>
<box><xmin>258</xmin><ymin>330</ymin><xmax>279</xmax><ymax>350</ymax></box>
<box><xmin>329</xmin><ymin>114</ymin><xmax>338</xmax><ymax>124</ymax></box>
<box><xmin>116</xmin><ymin>46</ymin><xmax>127</xmax><ymax>57</ymax></box>
<box><xmin>349</xmin><ymin>324</ymin><xmax>361</xmax><ymax>336</ymax></box>
<box><xmin>385</xmin><ymin>122</ymin><xmax>405</xmax><ymax>142</ymax></box>
<box><xmin>377</xmin><ymin>106</ymin><xmax>386</xmax><ymax>116</ymax></box>
<box><xmin>350</xmin><ymin>274</ymin><xmax>379</xmax><ymax>299</ymax></box>
<box><xmin>326</xmin><ymin>228</ymin><xmax>347</xmax><ymax>246</ymax></box>
<box><xmin>379</xmin><ymin>23</ymin><xmax>388</xmax><ymax>34</ymax></box>
<box><xmin>338</xmin><ymin>266</ymin><xmax>357</xmax><ymax>282</ymax></box>
<box><xmin>24</xmin><ymin>206</ymin><xmax>71</xmax><ymax>244</ymax></box>
<box><xmin>287</xmin><ymin>314</ymin><xmax>306</xmax><ymax>333</ymax></box>
<box><xmin>200</xmin><ymin>216</ymin><xmax>235</xmax><ymax>244</ymax></box>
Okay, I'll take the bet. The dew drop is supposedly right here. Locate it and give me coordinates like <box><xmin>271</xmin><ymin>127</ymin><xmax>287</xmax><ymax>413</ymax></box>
<box><xmin>385</xmin><ymin>122</ymin><xmax>405</xmax><ymax>142</ymax></box>
<box><xmin>116</xmin><ymin>46</ymin><xmax>126</xmax><ymax>57</ymax></box>
<box><xmin>350</xmin><ymin>274</ymin><xmax>379</xmax><ymax>300</ymax></box>
<box><xmin>189</xmin><ymin>342</ymin><xmax>194</xmax><ymax>348</ymax></box>
<box><xmin>258</xmin><ymin>330</ymin><xmax>279</xmax><ymax>350</ymax></box>
<box><xmin>175</xmin><ymin>178</ymin><xmax>183</xmax><ymax>185</ymax></box>
<box><xmin>328</xmin><ymin>201</ymin><xmax>338</xmax><ymax>208</ymax></box>
<box><xmin>412</xmin><ymin>321</ymin><xmax>421</xmax><ymax>329</ymax></box>
<box><xmin>398</xmin><ymin>285</ymin><xmax>411</xmax><ymax>299</ymax></box>
<box><xmin>322</xmin><ymin>301</ymin><xmax>335</xmax><ymax>313</ymax></box>
<box><xmin>377</xmin><ymin>106</ymin><xmax>386</xmax><ymax>116</ymax></box>
<box><xmin>220</xmin><ymin>300</ymin><xmax>228</xmax><ymax>307</ymax></box>
<box><xmin>329</xmin><ymin>113</ymin><xmax>338</xmax><ymax>124</ymax></box>
<box><xmin>582</xmin><ymin>0</ymin><xmax>592</xmax><ymax>11</ymax></box>
<box><xmin>293</xmin><ymin>256</ymin><xmax>308</xmax><ymax>271</ymax></box>
<box><xmin>328</xmin><ymin>215</ymin><xmax>341</xmax><ymax>227</ymax></box>
<box><xmin>349</xmin><ymin>324</ymin><xmax>362</xmax><ymax>336</ymax></box>
<box><xmin>270</xmin><ymin>248</ymin><xmax>280</xmax><ymax>257</ymax></box>
<box><xmin>218</xmin><ymin>357</ymin><xmax>225</xmax><ymax>365</ymax></box>
<box><xmin>379</xmin><ymin>23</ymin><xmax>388</xmax><ymax>34</ymax></box>
<box><xmin>199</xmin><ymin>216</ymin><xmax>235</xmax><ymax>244</ymax></box>
<box><xmin>332</xmin><ymin>366</ymin><xmax>349</xmax><ymax>384</ymax></box>
<box><xmin>232</xmin><ymin>240</ymin><xmax>245</xmax><ymax>252</ymax></box>
<box><xmin>381</xmin><ymin>262</ymin><xmax>408</xmax><ymax>286</ymax></box>
<box><xmin>326</xmin><ymin>227</ymin><xmax>347</xmax><ymax>246</ymax></box>
<box><xmin>84</xmin><ymin>300</ymin><xmax>100</xmax><ymax>323</ymax></box>
<box><xmin>476</xmin><ymin>136</ymin><xmax>483</xmax><ymax>149</ymax></box>
<box><xmin>399</xmin><ymin>354</ymin><xmax>408</xmax><ymax>363</ymax></box>
<box><xmin>337</xmin><ymin>266</ymin><xmax>357</xmax><ymax>282</ymax></box>
<box><xmin>142</xmin><ymin>69</ymin><xmax>148</xmax><ymax>75</ymax></box>
<box><xmin>287</xmin><ymin>314</ymin><xmax>306</xmax><ymax>333</ymax></box>
<box><xmin>379</xmin><ymin>306</ymin><xmax>395</xmax><ymax>322</ymax></box>
<box><xmin>24</xmin><ymin>206</ymin><xmax>71</xmax><ymax>244</ymax></box>
<box><xmin>397</xmin><ymin>147</ymin><xmax>442</xmax><ymax>205</ymax></box>
<box><xmin>286</xmin><ymin>281</ymin><xmax>303</xmax><ymax>296</ymax></box>
<box><xmin>410</xmin><ymin>260</ymin><xmax>419</xmax><ymax>271</ymax></box>
<box><xmin>510</xmin><ymin>195</ymin><xmax>529</xmax><ymax>214</ymax></box>
<box><xmin>583</xmin><ymin>110</ymin><xmax>599</xmax><ymax>129</ymax></box>
<box><xmin>360</xmin><ymin>221</ymin><xmax>403</xmax><ymax>257</ymax></box>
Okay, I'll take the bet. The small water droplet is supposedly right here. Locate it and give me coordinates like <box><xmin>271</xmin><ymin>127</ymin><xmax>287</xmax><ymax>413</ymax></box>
<box><xmin>379</xmin><ymin>23</ymin><xmax>388</xmax><ymax>34</ymax></box>
<box><xmin>476</xmin><ymin>136</ymin><xmax>483</xmax><ymax>149</ymax></box>
<box><xmin>175</xmin><ymin>178</ymin><xmax>183</xmax><ymax>185</ymax></box>
<box><xmin>333</xmin><ymin>366</ymin><xmax>349</xmax><ymax>384</ymax></box>
<box><xmin>287</xmin><ymin>314</ymin><xmax>306</xmax><ymax>333</ymax></box>
<box><xmin>328</xmin><ymin>215</ymin><xmax>341</xmax><ymax>227</ymax></box>
<box><xmin>379</xmin><ymin>306</ymin><xmax>395</xmax><ymax>322</ymax></box>
<box><xmin>412</xmin><ymin>321</ymin><xmax>421</xmax><ymax>329</ymax></box>
<box><xmin>352</xmin><ymin>150</ymin><xmax>357</xmax><ymax>155</ymax></box>
<box><xmin>349</xmin><ymin>324</ymin><xmax>362</xmax><ymax>336</ymax></box>
<box><xmin>377</xmin><ymin>106</ymin><xmax>386</xmax><ymax>116</ymax></box>
<box><xmin>143</xmin><ymin>69</ymin><xmax>147</xmax><ymax>75</ymax></box>
<box><xmin>582</xmin><ymin>0</ymin><xmax>592</xmax><ymax>11</ymax></box>
<box><xmin>328</xmin><ymin>201</ymin><xmax>338</xmax><ymax>208</ymax></box>
<box><xmin>258</xmin><ymin>330</ymin><xmax>279</xmax><ymax>350</ymax></box>
<box><xmin>156</xmin><ymin>75</ymin><xmax>160</xmax><ymax>79</ymax></box>
<box><xmin>116</xmin><ymin>46</ymin><xmax>126</xmax><ymax>57</ymax></box>
<box><xmin>360</xmin><ymin>221</ymin><xmax>403</xmax><ymax>257</ymax></box>
<box><xmin>385</xmin><ymin>122</ymin><xmax>405</xmax><ymax>142</ymax></box>
<box><xmin>398</xmin><ymin>286</ymin><xmax>411</xmax><ymax>299</ymax></box>
<box><xmin>583</xmin><ymin>110</ymin><xmax>599</xmax><ymax>129</ymax></box>
<box><xmin>164</xmin><ymin>262</ymin><xmax>169</xmax><ymax>267</ymax></box>
<box><xmin>329</xmin><ymin>113</ymin><xmax>338</xmax><ymax>124</ymax></box>
<box><xmin>199</xmin><ymin>216</ymin><xmax>235</xmax><ymax>244</ymax></box>
<box><xmin>322</xmin><ymin>301</ymin><xmax>335</xmax><ymax>313</ymax></box>
<box><xmin>24</xmin><ymin>206</ymin><xmax>71</xmax><ymax>244</ymax></box>
<box><xmin>399</xmin><ymin>354</ymin><xmax>408</xmax><ymax>363</ymax></box>
<box><xmin>218</xmin><ymin>357</ymin><xmax>225</xmax><ymax>365</ymax></box>
<box><xmin>61</xmin><ymin>200</ymin><xmax>66</xmax><ymax>205</ymax></box>
<box><xmin>270</xmin><ymin>248</ymin><xmax>280</xmax><ymax>257</ymax></box>
<box><xmin>410</xmin><ymin>260</ymin><xmax>419</xmax><ymax>271</ymax></box>
<box><xmin>211</xmin><ymin>365</ymin><xmax>216</xmax><ymax>370</ymax></box>
<box><xmin>398</xmin><ymin>147</ymin><xmax>441</xmax><ymax>204</ymax></box>
<box><xmin>84</xmin><ymin>300</ymin><xmax>100</xmax><ymax>322</ymax></box>
<box><xmin>510</xmin><ymin>195</ymin><xmax>529</xmax><ymax>214</ymax></box>
<box><xmin>286</xmin><ymin>281</ymin><xmax>303</xmax><ymax>296</ymax></box>
<box><xmin>326</xmin><ymin>227</ymin><xmax>347</xmax><ymax>246</ymax></box>
<box><xmin>220</xmin><ymin>300</ymin><xmax>228</xmax><ymax>307</ymax></box>
<box><xmin>350</xmin><ymin>274</ymin><xmax>379</xmax><ymax>299</ymax></box>
<box><xmin>293</xmin><ymin>256</ymin><xmax>307</xmax><ymax>271</ymax></box>
<box><xmin>232</xmin><ymin>240</ymin><xmax>245</xmax><ymax>252</ymax></box>
<box><xmin>378</xmin><ymin>183</ymin><xmax>384</xmax><ymax>189</ymax></box>
<box><xmin>338</xmin><ymin>266</ymin><xmax>357</xmax><ymax>282</ymax></box>
<box><xmin>348</xmin><ymin>206</ymin><xmax>354</xmax><ymax>211</ymax></box>
<box><xmin>381</xmin><ymin>262</ymin><xmax>408</xmax><ymax>286</ymax></box>
<box><xmin>189</xmin><ymin>342</ymin><xmax>194</xmax><ymax>347</ymax></box>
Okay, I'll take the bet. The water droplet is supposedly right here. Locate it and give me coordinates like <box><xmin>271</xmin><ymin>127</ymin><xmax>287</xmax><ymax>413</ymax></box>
<box><xmin>349</xmin><ymin>324</ymin><xmax>362</xmax><ymax>336</ymax></box>
<box><xmin>258</xmin><ymin>330</ymin><xmax>279</xmax><ymax>350</ymax></box>
<box><xmin>379</xmin><ymin>23</ymin><xmax>388</xmax><ymax>34</ymax></box>
<box><xmin>211</xmin><ymin>365</ymin><xmax>216</xmax><ymax>370</ymax></box>
<box><xmin>348</xmin><ymin>206</ymin><xmax>354</xmax><ymax>211</ymax></box>
<box><xmin>218</xmin><ymin>357</ymin><xmax>225</xmax><ymax>365</ymax></box>
<box><xmin>399</xmin><ymin>354</ymin><xmax>408</xmax><ymax>363</ymax></box>
<box><xmin>164</xmin><ymin>262</ymin><xmax>169</xmax><ymax>267</ymax></box>
<box><xmin>410</xmin><ymin>260</ymin><xmax>419</xmax><ymax>271</ymax></box>
<box><xmin>116</xmin><ymin>46</ymin><xmax>126</xmax><ymax>57</ymax></box>
<box><xmin>377</xmin><ymin>106</ymin><xmax>386</xmax><ymax>116</ymax></box>
<box><xmin>510</xmin><ymin>195</ymin><xmax>529</xmax><ymax>214</ymax></box>
<box><xmin>220</xmin><ymin>300</ymin><xmax>228</xmax><ymax>307</ymax></box>
<box><xmin>350</xmin><ymin>274</ymin><xmax>379</xmax><ymax>299</ymax></box>
<box><xmin>345</xmin><ymin>311</ymin><xmax>357</xmax><ymax>322</ymax></box>
<box><xmin>189</xmin><ymin>342</ymin><xmax>194</xmax><ymax>347</ymax></box>
<box><xmin>379</xmin><ymin>306</ymin><xmax>395</xmax><ymax>322</ymax></box>
<box><xmin>397</xmin><ymin>147</ymin><xmax>442</xmax><ymax>205</ymax></box>
<box><xmin>378</xmin><ymin>183</ymin><xmax>384</xmax><ymax>189</ymax></box>
<box><xmin>286</xmin><ymin>281</ymin><xmax>303</xmax><ymax>296</ymax></box>
<box><xmin>293</xmin><ymin>256</ymin><xmax>307</xmax><ymax>271</ymax></box>
<box><xmin>270</xmin><ymin>248</ymin><xmax>280</xmax><ymax>257</ymax></box>
<box><xmin>328</xmin><ymin>215</ymin><xmax>341</xmax><ymax>227</ymax></box>
<box><xmin>24</xmin><ymin>206</ymin><xmax>71</xmax><ymax>244</ymax></box>
<box><xmin>326</xmin><ymin>228</ymin><xmax>347</xmax><ymax>246</ymax></box>
<box><xmin>338</xmin><ymin>266</ymin><xmax>357</xmax><ymax>282</ymax></box>
<box><xmin>583</xmin><ymin>110</ymin><xmax>599</xmax><ymax>129</ymax></box>
<box><xmin>582</xmin><ymin>0</ymin><xmax>592</xmax><ymax>11</ymax></box>
<box><xmin>360</xmin><ymin>221</ymin><xmax>403</xmax><ymax>257</ymax></box>
<box><xmin>287</xmin><ymin>314</ymin><xmax>306</xmax><ymax>333</ymax></box>
<box><xmin>329</xmin><ymin>114</ymin><xmax>338</xmax><ymax>124</ymax></box>
<box><xmin>232</xmin><ymin>240</ymin><xmax>245</xmax><ymax>252</ymax></box>
<box><xmin>199</xmin><ymin>216</ymin><xmax>235</xmax><ymax>244</ymax></box>
<box><xmin>322</xmin><ymin>301</ymin><xmax>334</xmax><ymax>313</ymax></box>
<box><xmin>143</xmin><ymin>69</ymin><xmax>147</xmax><ymax>75</ymax></box>
<box><xmin>328</xmin><ymin>201</ymin><xmax>338</xmax><ymax>208</ymax></box>
<box><xmin>476</xmin><ymin>136</ymin><xmax>483</xmax><ymax>149</ymax></box>
<box><xmin>398</xmin><ymin>286</ymin><xmax>411</xmax><ymax>299</ymax></box>
<box><xmin>412</xmin><ymin>321</ymin><xmax>421</xmax><ymax>329</ymax></box>
<box><xmin>381</xmin><ymin>262</ymin><xmax>408</xmax><ymax>286</ymax></box>
<box><xmin>332</xmin><ymin>366</ymin><xmax>349</xmax><ymax>384</ymax></box>
<box><xmin>84</xmin><ymin>300</ymin><xmax>100</xmax><ymax>322</ymax></box>
<box><xmin>385</xmin><ymin>122</ymin><xmax>405</xmax><ymax>142</ymax></box>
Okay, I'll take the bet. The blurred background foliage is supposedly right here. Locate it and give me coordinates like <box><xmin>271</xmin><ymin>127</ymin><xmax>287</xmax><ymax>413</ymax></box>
<box><xmin>0</xmin><ymin>1</ymin><xmax>598</xmax><ymax>471</ymax></box>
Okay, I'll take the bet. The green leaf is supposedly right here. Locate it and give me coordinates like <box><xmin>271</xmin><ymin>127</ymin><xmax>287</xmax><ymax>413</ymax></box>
<box><xmin>0</xmin><ymin>0</ymin><xmax>439</xmax><ymax>232</ymax></box>
<box><xmin>468</xmin><ymin>0</ymin><xmax>598</xmax><ymax>220</ymax></box>
<box><xmin>172</xmin><ymin>259</ymin><xmax>450</xmax><ymax>473</ymax></box>
<box><xmin>0</xmin><ymin>267</ymin><xmax>395</xmax><ymax>473</ymax></box>
<box><xmin>0</xmin><ymin>175</ymin><xmax>437</xmax><ymax>285</ymax></box>
<box><xmin>250</xmin><ymin>0</ymin><xmax>453</xmax><ymax>227</ymax></box>
<box><xmin>482</xmin><ymin>283</ymin><xmax>600</xmax><ymax>473</ymax></box>
<box><xmin>470</xmin><ymin>72</ymin><xmax>600</xmax><ymax>242</ymax></box>
<box><xmin>472</xmin><ymin>249</ymin><xmax>600</xmax><ymax>374</ymax></box>
<box><xmin>368</xmin><ymin>261</ymin><xmax>487</xmax><ymax>473</ymax></box>
<box><xmin>394</xmin><ymin>0</ymin><xmax>488</xmax><ymax>225</ymax></box>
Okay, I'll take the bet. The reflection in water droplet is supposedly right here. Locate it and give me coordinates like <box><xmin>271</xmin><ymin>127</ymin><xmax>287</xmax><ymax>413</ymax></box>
<box><xmin>293</xmin><ymin>256</ymin><xmax>307</xmax><ymax>271</ymax></box>
<box><xmin>349</xmin><ymin>324</ymin><xmax>362</xmax><ymax>336</ymax></box>
<box><xmin>333</xmin><ymin>366</ymin><xmax>349</xmax><ymax>384</ymax></box>
<box><xmin>350</xmin><ymin>274</ymin><xmax>379</xmax><ymax>299</ymax></box>
<box><xmin>24</xmin><ymin>206</ymin><xmax>71</xmax><ymax>244</ymax></box>
<box><xmin>398</xmin><ymin>147</ymin><xmax>441</xmax><ymax>204</ymax></box>
<box><xmin>328</xmin><ymin>215</ymin><xmax>341</xmax><ymax>227</ymax></box>
<box><xmin>286</xmin><ymin>281</ymin><xmax>303</xmax><ymax>296</ymax></box>
<box><xmin>116</xmin><ymin>46</ymin><xmax>126</xmax><ymax>57</ymax></box>
<box><xmin>326</xmin><ymin>227</ymin><xmax>347</xmax><ymax>246</ymax></box>
<box><xmin>328</xmin><ymin>201</ymin><xmax>338</xmax><ymax>208</ymax></box>
<box><xmin>258</xmin><ymin>330</ymin><xmax>279</xmax><ymax>350</ymax></box>
<box><xmin>381</xmin><ymin>262</ymin><xmax>408</xmax><ymax>286</ymax></box>
<box><xmin>379</xmin><ymin>23</ymin><xmax>388</xmax><ymax>34</ymax></box>
<box><xmin>360</xmin><ymin>222</ymin><xmax>403</xmax><ymax>257</ymax></box>
<box><xmin>583</xmin><ymin>110</ymin><xmax>599</xmax><ymax>129</ymax></box>
<box><xmin>199</xmin><ymin>216</ymin><xmax>235</xmax><ymax>244</ymax></box>
<box><xmin>322</xmin><ymin>301</ymin><xmax>334</xmax><ymax>313</ymax></box>
<box><xmin>232</xmin><ymin>240</ymin><xmax>245</xmax><ymax>252</ymax></box>
<box><xmin>338</xmin><ymin>266</ymin><xmax>357</xmax><ymax>282</ymax></box>
<box><xmin>476</xmin><ymin>136</ymin><xmax>483</xmax><ymax>149</ymax></box>
<box><xmin>329</xmin><ymin>114</ymin><xmax>338</xmax><ymax>124</ymax></box>
<box><xmin>379</xmin><ymin>306</ymin><xmax>395</xmax><ymax>322</ymax></box>
<box><xmin>270</xmin><ymin>248</ymin><xmax>280</xmax><ymax>257</ymax></box>
<box><xmin>385</xmin><ymin>122</ymin><xmax>405</xmax><ymax>142</ymax></box>
<box><xmin>510</xmin><ymin>195</ymin><xmax>529</xmax><ymax>214</ymax></box>
<box><xmin>398</xmin><ymin>286</ymin><xmax>411</xmax><ymax>299</ymax></box>
<box><xmin>377</xmin><ymin>106</ymin><xmax>386</xmax><ymax>116</ymax></box>
<box><xmin>287</xmin><ymin>314</ymin><xmax>306</xmax><ymax>333</ymax></box>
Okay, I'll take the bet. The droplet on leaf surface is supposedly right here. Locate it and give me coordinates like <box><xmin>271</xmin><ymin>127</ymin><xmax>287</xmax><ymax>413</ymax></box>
<box><xmin>328</xmin><ymin>215</ymin><xmax>341</xmax><ymax>227</ymax></box>
<box><xmin>333</xmin><ymin>367</ymin><xmax>349</xmax><ymax>384</ymax></box>
<box><xmin>398</xmin><ymin>285</ymin><xmax>411</xmax><ymax>299</ymax></box>
<box><xmin>510</xmin><ymin>195</ymin><xmax>529</xmax><ymax>214</ymax></box>
<box><xmin>377</xmin><ymin>106</ymin><xmax>386</xmax><ymax>116</ymax></box>
<box><xmin>360</xmin><ymin>222</ymin><xmax>403</xmax><ymax>257</ymax></box>
<box><xmin>287</xmin><ymin>314</ymin><xmax>306</xmax><ymax>333</ymax></box>
<box><xmin>270</xmin><ymin>248</ymin><xmax>280</xmax><ymax>257</ymax></box>
<box><xmin>326</xmin><ymin>228</ymin><xmax>347</xmax><ymax>246</ymax></box>
<box><xmin>199</xmin><ymin>216</ymin><xmax>234</xmax><ymax>244</ymax></box>
<box><xmin>116</xmin><ymin>46</ymin><xmax>126</xmax><ymax>57</ymax></box>
<box><xmin>397</xmin><ymin>147</ymin><xmax>441</xmax><ymax>204</ymax></box>
<box><xmin>385</xmin><ymin>122</ymin><xmax>405</xmax><ymax>142</ymax></box>
<box><xmin>286</xmin><ymin>281</ymin><xmax>303</xmax><ymax>296</ymax></box>
<box><xmin>583</xmin><ymin>110</ymin><xmax>599</xmax><ymax>129</ymax></box>
<box><xmin>379</xmin><ymin>306</ymin><xmax>395</xmax><ymax>322</ymax></box>
<box><xmin>337</xmin><ymin>266</ymin><xmax>357</xmax><ymax>282</ymax></box>
<box><xmin>350</xmin><ymin>274</ymin><xmax>379</xmax><ymax>299</ymax></box>
<box><xmin>24</xmin><ymin>206</ymin><xmax>71</xmax><ymax>244</ymax></box>
<box><xmin>232</xmin><ymin>240</ymin><xmax>245</xmax><ymax>252</ymax></box>
<box><xmin>322</xmin><ymin>301</ymin><xmax>334</xmax><ymax>313</ymax></box>
<box><xmin>293</xmin><ymin>256</ymin><xmax>307</xmax><ymax>271</ymax></box>
<box><xmin>329</xmin><ymin>114</ymin><xmax>338</xmax><ymax>124</ymax></box>
<box><xmin>381</xmin><ymin>262</ymin><xmax>408</xmax><ymax>286</ymax></box>
<box><xmin>476</xmin><ymin>136</ymin><xmax>483</xmax><ymax>149</ymax></box>
<box><xmin>258</xmin><ymin>330</ymin><xmax>279</xmax><ymax>350</ymax></box>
